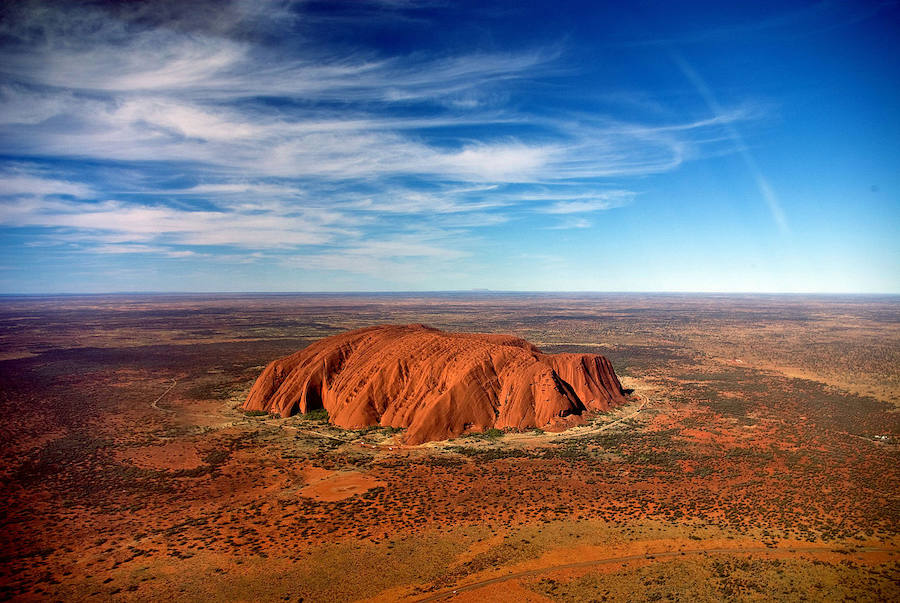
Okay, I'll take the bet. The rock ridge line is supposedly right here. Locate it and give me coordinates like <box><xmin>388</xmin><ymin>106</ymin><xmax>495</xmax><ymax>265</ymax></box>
<box><xmin>244</xmin><ymin>324</ymin><xmax>628</xmax><ymax>444</ymax></box>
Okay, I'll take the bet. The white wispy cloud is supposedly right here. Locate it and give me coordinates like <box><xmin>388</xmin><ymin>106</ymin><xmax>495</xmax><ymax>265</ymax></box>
<box><xmin>528</xmin><ymin>190</ymin><xmax>635</xmax><ymax>213</ymax></box>
<box><xmin>547</xmin><ymin>217</ymin><xmax>592</xmax><ymax>230</ymax></box>
<box><xmin>91</xmin><ymin>244</ymin><xmax>198</xmax><ymax>258</ymax></box>
<box><xmin>0</xmin><ymin>0</ymin><xmax>770</xmax><ymax>283</ymax></box>
<box><xmin>0</xmin><ymin>197</ymin><xmax>354</xmax><ymax>248</ymax></box>
<box><xmin>0</xmin><ymin>0</ymin><xmax>554</xmax><ymax>104</ymax></box>
<box><xmin>0</xmin><ymin>171</ymin><xmax>94</xmax><ymax>198</ymax></box>
<box><xmin>349</xmin><ymin>185</ymin><xmax>503</xmax><ymax>214</ymax></box>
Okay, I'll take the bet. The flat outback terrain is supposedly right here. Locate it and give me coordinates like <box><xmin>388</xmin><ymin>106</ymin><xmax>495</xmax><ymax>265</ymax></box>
<box><xmin>0</xmin><ymin>293</ymin><xmax>897</xmax><ymax>601</ymax></box>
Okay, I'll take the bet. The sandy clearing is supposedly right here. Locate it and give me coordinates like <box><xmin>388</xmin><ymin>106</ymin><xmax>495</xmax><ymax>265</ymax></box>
<box><xmin>116</xmin><ymin>440</ymin><xmax>203</xmax><ymax>471</ymax></box>
<box><xmin>299</xmin><ymin>467</ymin><xmax>386</xmax><ymax>502</ymax></box>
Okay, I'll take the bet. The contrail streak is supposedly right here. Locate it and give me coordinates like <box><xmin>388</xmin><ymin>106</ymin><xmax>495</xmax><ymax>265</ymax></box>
<box><xmin>670</xmin><ymin>51</ymin><xmax>790</xmax><ymax>234</ymax></box>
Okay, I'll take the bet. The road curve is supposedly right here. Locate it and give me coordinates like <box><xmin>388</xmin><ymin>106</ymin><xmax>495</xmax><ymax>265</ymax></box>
<box><xmin>150</xmin><ymin>378</ymin><xmax>178</xmax><ymax>413</ymax></box>
<box><xmin>552</xmin><ymin>394</ymin><xmax>648</xmax><ymax>441</ymax></box>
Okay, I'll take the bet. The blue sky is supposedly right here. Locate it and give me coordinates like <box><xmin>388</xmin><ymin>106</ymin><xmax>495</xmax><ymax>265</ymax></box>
<box><xmin>0</xmin><ymin>0</ymin><xmax>897</xmax><ymax>293</ymax></box>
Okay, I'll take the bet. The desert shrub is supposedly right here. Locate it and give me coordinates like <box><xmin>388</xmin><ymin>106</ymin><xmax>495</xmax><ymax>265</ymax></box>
<box><xmin>446</xmin><ymin>446</ymin><xmax>531</xmax><ymax>460</ymax></box>
<box><xmin>203</xmin><ymin>449</ymin><xmax>230</xmax><ymax>466</ymax></box>
<box><xmin>301</xmin><ymin>408</ymin><xmax>329</xmax><ymax>421</ymax></box>
<box><xmin>461</xmin><ymin>427</ymin><xmax>505</xmax><ymax>440</ymax></box>
<box><xmin>542</xmin><ymin>443</ymin><xmax>593</xmax><ymax>461</ymax></box>
<box><xmin>424</xmin><ymin>455</ymin><xmax>467</xmax><ymax>466</ymax></box>
<box><xmin>626</xmin><ymin>449</ymin><xmax>689</xmax><ymax>466</ymax></box>
<box><xmin>243</xmin><ymin>409</ymin><xmax>269</xmax><ymax>417</ymax></box>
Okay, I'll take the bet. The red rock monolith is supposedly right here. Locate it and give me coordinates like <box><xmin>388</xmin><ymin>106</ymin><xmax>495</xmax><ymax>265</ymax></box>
<box><xmin>244</xmin><ymin>324</ymin><xmax>627</xmax><ymax>444</ymax></box>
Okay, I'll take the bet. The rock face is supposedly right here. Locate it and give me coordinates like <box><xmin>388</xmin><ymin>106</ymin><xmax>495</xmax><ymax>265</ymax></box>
<box><xmin>244</xmin><ymin>324</ymin><xmax>628</xmax><ymax>444</ymax></box>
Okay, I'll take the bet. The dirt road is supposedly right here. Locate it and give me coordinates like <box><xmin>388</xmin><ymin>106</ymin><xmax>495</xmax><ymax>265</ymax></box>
<box><xmin>150</xmin><ymin>378</ymin><xmax>178</xmax><ymax>413</ymax></box>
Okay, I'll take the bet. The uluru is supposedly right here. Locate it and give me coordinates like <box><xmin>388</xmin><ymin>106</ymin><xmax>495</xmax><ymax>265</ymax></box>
<box><xmin>244</xmin><ymin>324</ymin><xmax>628</xmax><ymax>444</ymax></box>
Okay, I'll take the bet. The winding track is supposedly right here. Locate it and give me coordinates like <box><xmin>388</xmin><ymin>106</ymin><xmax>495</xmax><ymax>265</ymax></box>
<box><xmin>150</xmin><ymin>378</ymin><xmax>178</xmax><ymax>413</ymax></box>
<box><xmin>551</xmin><ymin>393</ymin><xmax>649</xmax><ymax>440</ymax></box>
<box><xmin>413</xmin><ymin>545</ymin><xmax>897</xmax><ymax>602</ymax></box>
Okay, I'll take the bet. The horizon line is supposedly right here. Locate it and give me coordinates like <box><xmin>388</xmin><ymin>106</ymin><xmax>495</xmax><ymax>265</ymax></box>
<box><xmin>1</xmin><ymin>290</ymin><xmax>898</xmax><ymax>297</ymax></box>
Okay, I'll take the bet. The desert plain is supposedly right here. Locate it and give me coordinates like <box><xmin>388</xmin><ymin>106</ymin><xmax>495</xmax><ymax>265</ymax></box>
<box><xmin>0</xmin><ymin>292</ymin><xmax>897</xmax><ymax>601</ymax></box>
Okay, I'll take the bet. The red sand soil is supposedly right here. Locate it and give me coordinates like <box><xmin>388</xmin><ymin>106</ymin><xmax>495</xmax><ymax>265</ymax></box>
<box><xmin>115</xmin><ymin>441</ymin><xmax>204</xmax><ymax>471</ymax></box>
<box><xmin>244</xmin><ymin>324</ymin><xmax>627</xmax><ymax>444</ymax></box>
<box><xmin>1</xmin><ymin>294</ymin><xmax>897</xmax><ymax>601</ymax></box>
<box><xmin>299</xmin><ymin>466</ymin><xmax>387</xmax><ymax>502</ymax></box>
